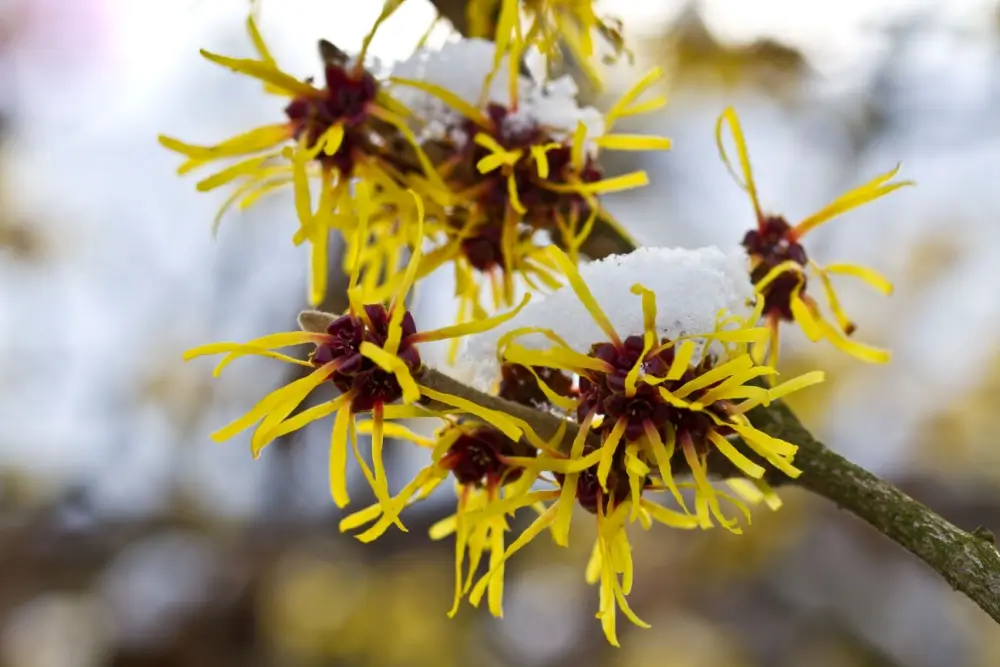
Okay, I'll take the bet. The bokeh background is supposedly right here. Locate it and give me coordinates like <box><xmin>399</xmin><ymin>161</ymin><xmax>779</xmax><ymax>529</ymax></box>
<box><xmin>3</xmin><ymin>0</ymin><xmax>1000</xmax><ymax>665</ymax></box>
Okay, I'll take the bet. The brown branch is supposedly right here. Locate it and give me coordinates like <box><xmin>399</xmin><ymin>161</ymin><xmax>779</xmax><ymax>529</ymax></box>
<box><xmin>746</xmin><ymin>399</ymin><xmax>1000</xmax><ymax>622</ymax></box>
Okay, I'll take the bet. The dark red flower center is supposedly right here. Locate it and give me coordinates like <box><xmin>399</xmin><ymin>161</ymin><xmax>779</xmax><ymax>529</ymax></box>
<box><xmin>577</xmin><ymin>334</ymin><xmax>731</xmax><ymax>446</ymax></box>
<box><xmin>439</xmin><ymin>424</ymin><xmax>531</xmax><ymax>488</ymax></box>
<box><xmin>461</xmin><ymin>224</ymin><xmax>505</xmax><ymax>272</ymax></box>
<box><xmin>310</xmin><ymin>304</ymin><xmax>420</xmax><ymax>412</ymax></box>
<box><xmin>742</xmin><ymin>215</ymin><xmax>809</xmax><ymax>322</ymax></box>
<box><xmin>284</xmin><ymin>63</ymin><xmax>379</xmax><ymax>175</ymax></box>
<box><xmin>455</xmin><ymin>103</ymin><xmax>603</xmax><ymax>232</ymax></box>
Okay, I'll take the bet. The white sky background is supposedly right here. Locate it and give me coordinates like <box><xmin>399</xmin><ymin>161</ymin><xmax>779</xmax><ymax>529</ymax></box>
<box><xmin>3</xmin><ymin>0</ymin><xmax>1000</xmax><ymax>519</ymax></box>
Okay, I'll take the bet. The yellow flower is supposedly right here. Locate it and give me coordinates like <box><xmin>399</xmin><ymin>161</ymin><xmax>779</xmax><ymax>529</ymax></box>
<box><xmin>459</xmin><ymin>416</ymin><xmax>703</xmax><ymax>646</ymax></box>
<box><xmin>385</xmin><ymin>34</ymin><xmax>670</xmax><ymax>352</ymax></box>
<box><xmin>341</xmin><ymin>419</ymin><xmax>545</xmax><ymax>619</ymax></box>
<box><xmin>467</xmin><ymin>0</ymin><xmax>631</xmax><ymax>89</ymax></box>
<box><xmin>158</xmin><ymin>11</ymin><xmax>446</xmax><ymax>305</ymax></box>
<box><xmin>496</xmin><ymin>246</ymin><xmax>824</xmax><ymax>530</ymax></box>
<box><xmin>418</xmin><ymin>245</ymin><xmax>826</xmax><ymax>645</ymax></box>
<box><xmin>716</xmin><ymin>107</ymin><xmax>913</xmax><ymax>365</ymax></box>
<box><xmin>183</xmin><ymin>192</ymin><xmax>528</xmax><ymax>517</ymax></box>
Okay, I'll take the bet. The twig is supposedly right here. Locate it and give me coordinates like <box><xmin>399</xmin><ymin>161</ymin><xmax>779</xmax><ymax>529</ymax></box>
<box><xmin>748</xmin><ymin>399</ymin><xmax>1000</xmax><ymax>622</ymax></box>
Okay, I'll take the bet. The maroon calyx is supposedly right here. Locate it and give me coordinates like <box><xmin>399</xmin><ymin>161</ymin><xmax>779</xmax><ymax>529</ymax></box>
<box><xmin>461</xmin><ymin>224</ymin><xmax>505</xmax><ymax>272</ymax></box>
<box><xmin>310</xmin><ymin>304</ymin><xmax>420</xmax><ymax>412</ymax></box>
<box><xmin>455</xmin><ymin>103</ymin><xmax>604</xmax><ymax>232</ymax></box>
<box><xmin>284</xmin><ymin>63</ymin><xmax>379</xmax><ymax>175</ymax></box>
<box><xmin>439</xmin><ymin>424</ymin><xmax>530</xmax><ymax>488</ymax></box>
<box><xmin>577</xmin><ymin>334</ymin><xmax>732</xmax><ymax>453</ymax></box>
<box><xmin>742</xmin><ymin>215</ymin><xmax>809</xmax><ymax>322</ymax></box>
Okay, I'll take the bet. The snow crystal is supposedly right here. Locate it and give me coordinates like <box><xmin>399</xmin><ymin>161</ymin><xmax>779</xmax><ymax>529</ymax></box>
<box><xmin>389</xmin><ymin>38</ymin><xmax>604</xmax><ymax>153</ymax></box>
<box><xmin>455</xmin><ymin>246</ymin><xmax>755</xmax><ymax>391</ymax></box>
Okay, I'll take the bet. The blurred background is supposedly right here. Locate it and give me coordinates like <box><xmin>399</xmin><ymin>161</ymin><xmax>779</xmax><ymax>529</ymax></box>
<box><xmin>3</xmin><ymin>0</ymin><xmax>1000</xmax><ymax>665</ymax></box>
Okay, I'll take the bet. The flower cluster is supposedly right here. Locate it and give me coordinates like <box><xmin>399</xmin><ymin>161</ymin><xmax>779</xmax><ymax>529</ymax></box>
<box><xmin>171</xmin><ymin>0</ymin><xmax>912</xmax><ymax>649</ymax></box>
<box><xmin>184</xmin><ymin>192</ymin><xmax>529</xmax><ymax>511</ymax></box>
<box><xmin>317</xmin><ymin>244</ymin><xmax>818</xmax><ymax>644</ymax></box>
<box><xmin>160</xmin><ymin>1</ymin><xmax>667</xmax><ymax>313</ymax></box>
<box><xmin>385</xmin><ymin>35</ymin><xmax>669</xmax><ymax>349</ymax></box>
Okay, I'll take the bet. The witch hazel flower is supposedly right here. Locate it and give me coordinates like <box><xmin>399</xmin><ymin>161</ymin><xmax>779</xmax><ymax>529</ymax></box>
<box><xmin>341</xmin><ymin>416</ymin><xmax>550</xmax><ymax>619</ymax></box>
<box><xmin>385</xmin><ymin>28</ymin><xmax>670</xmax><ymax>338</ymax></box>
<box><xmin>339</xmin><ymin>335</ymin><xmax>578</xmax><ymax>620</ymax></box>
<box><xmin>182</xmin><ymin>191</ymin><xmax>529</xmax><ymax>518</ymax></box>
<box><xmin>453</xmin><ymin>245</ymin><xmax>824</xmax><ymax>644</ymax></box>
<box><xmin>158</xmin><ymin>12</ymin><xmax>448</xmax><ymax>306</ymax></box>
<box><xmin>716</xmin><ymin>107</ymin><xmax>913</xmax><ymax>365</ymax></box>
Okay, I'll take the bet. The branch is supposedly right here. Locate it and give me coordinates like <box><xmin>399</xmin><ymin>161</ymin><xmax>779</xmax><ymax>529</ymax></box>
<box><xmin>747</xmin><ymin>400</ymin><xmax>1000</xmax><ymax>623</ymax></box>
<box><xmin>416</xmin><ymin>366</ymin><xmax>760</xmax><ymax>480</ymax></box>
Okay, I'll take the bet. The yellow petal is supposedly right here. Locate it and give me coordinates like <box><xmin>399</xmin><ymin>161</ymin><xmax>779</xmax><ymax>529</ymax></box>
<box><xmin>385</xmin><ymin>192</ymin><xmax>425</xmax><ymax>355</ymax></box>
<box><xmin>606</xmin><ymin>67</ymin><xmax>663</xmax><ymax>129</ymax></box>
<box><xmin>595</xmin><ymin>134</ymin><xmax>672</xmax><ymax>151</ymax></box>
<box><xmin>199</xmin><ymin>50</ymin><xmax>317</xmax><ymax>97</ymax></box>
<box><xmin>419</xmin><ymin>386</ymin><xmax>522</xmax><ymax>441</ymax></box>
<box><xmin>249</xmin><ymin>364</ymin><xmax>334</xmax><ymax>455</ymax></box>
<box><xmin>339</xmin><ymin>502</ymin><xmax>382</xmax><ymax>532</ymax></box>
<box><xmin>639</xmin><ymin>498</ymin><xmax>699</xmax><ymax>529</ymax></box>
<box><xmin>790</xmin><ymin>294</ymin><xmax>824</xmax><ymax>342</ymax></box>
<box><xmin>503</xmin><ymin>343</ymin><xmax>610</xmax><ymax>375</ymax></box>
<box><xmin>469</xmin><ymin>504</ymin><xmax>558</xmax><ymax>606</ymax></box>
<box><xmin>329</xmin><ymin>405</ymin><xmax>353</xmax><ymax>507</ymax></box>
<box><xmin>824</xmin><ymin>262</ymin><xmax>894</xmax><ymax>295</ymax></box>
<box><xmin>183</xmin><ymin>332</ymin><xmax>322</xmax><ymax>362</ymax></box>
<box><xmin>415</xmin><ymin>293</ymin><xmax>530</xmax><ymax>343</ymax></box>
<box><xmin>258</xmin><ymin>394</ymin><xmax>348</xmax><ymax>443</ymax></box>
<box><xmin>617</xmin><ymin>95</ymin><xmax>668</xmax><ymax>118</ymax></box>
<box><xmin>794</xmin><ymin>164</ymin><xmax>912</xmax><ymax>237</ymax></box>
<box><xmin>195</xmin><ymin>155</ymin><xmax>272</xmax><ymax>192</ymax></box>
<box><xmin>545</xmin><ymin>246</ymin><xmax>620</xmax><ymax>345</ymax></box>
<box><xmin>209</xmin><ymin>346</ymin><xmax>313</xmax><ymax>377</ymax></box>
<box><xmin>548</xmin><ymin>170</ymin><xmax>649</xmax><ymax>194</ymax></box>
<box><xmin>673</xmin><ymin>354</ymin><xmax>753</xmax><ymax>399</ymax></box>
<box><xmin>596</xmin><ymin>419</ymin><xmax>627</xmax><ymax>491</ymax></box>
<box><xmin>708</xmin><ymin>429</ymin><xmax>765</xmax><ymax>479</ymax></box>
<box><xmin>818</xmin><ymin>319</ymin><xmax>891</xmax><ymax>364</ymax></box>
<box><xmin>159</xmin><ymin>124</ymin><xmax>291</xmax><ymax>161</ymax></box>
<box><xmin>390</xmin><ymin>76</ymin><xmax>490</xmax><ymax>127</ymax></box>
<box><xmin>715</xmin><ymin>106</ymin><xmax>763</xmax><ymax>220</ymax></box>
<box><xmin>570</xmin><ymin>121</ymin><xmax>588</xmax><ymax>172</ymax></box>
<box><xmin>357</xmin><ymin>0</ymin><xmax>406</xmax><ymax>67</ymax></box>
<box><xmin>359</xmin><ymin>342</ymin><xmax>421</xmax><ymax>405</ymax></box>
<box><xmin>429</xmin><ymin>513</ymin><xmax>458</xmax><ymax>540</ymax></box>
